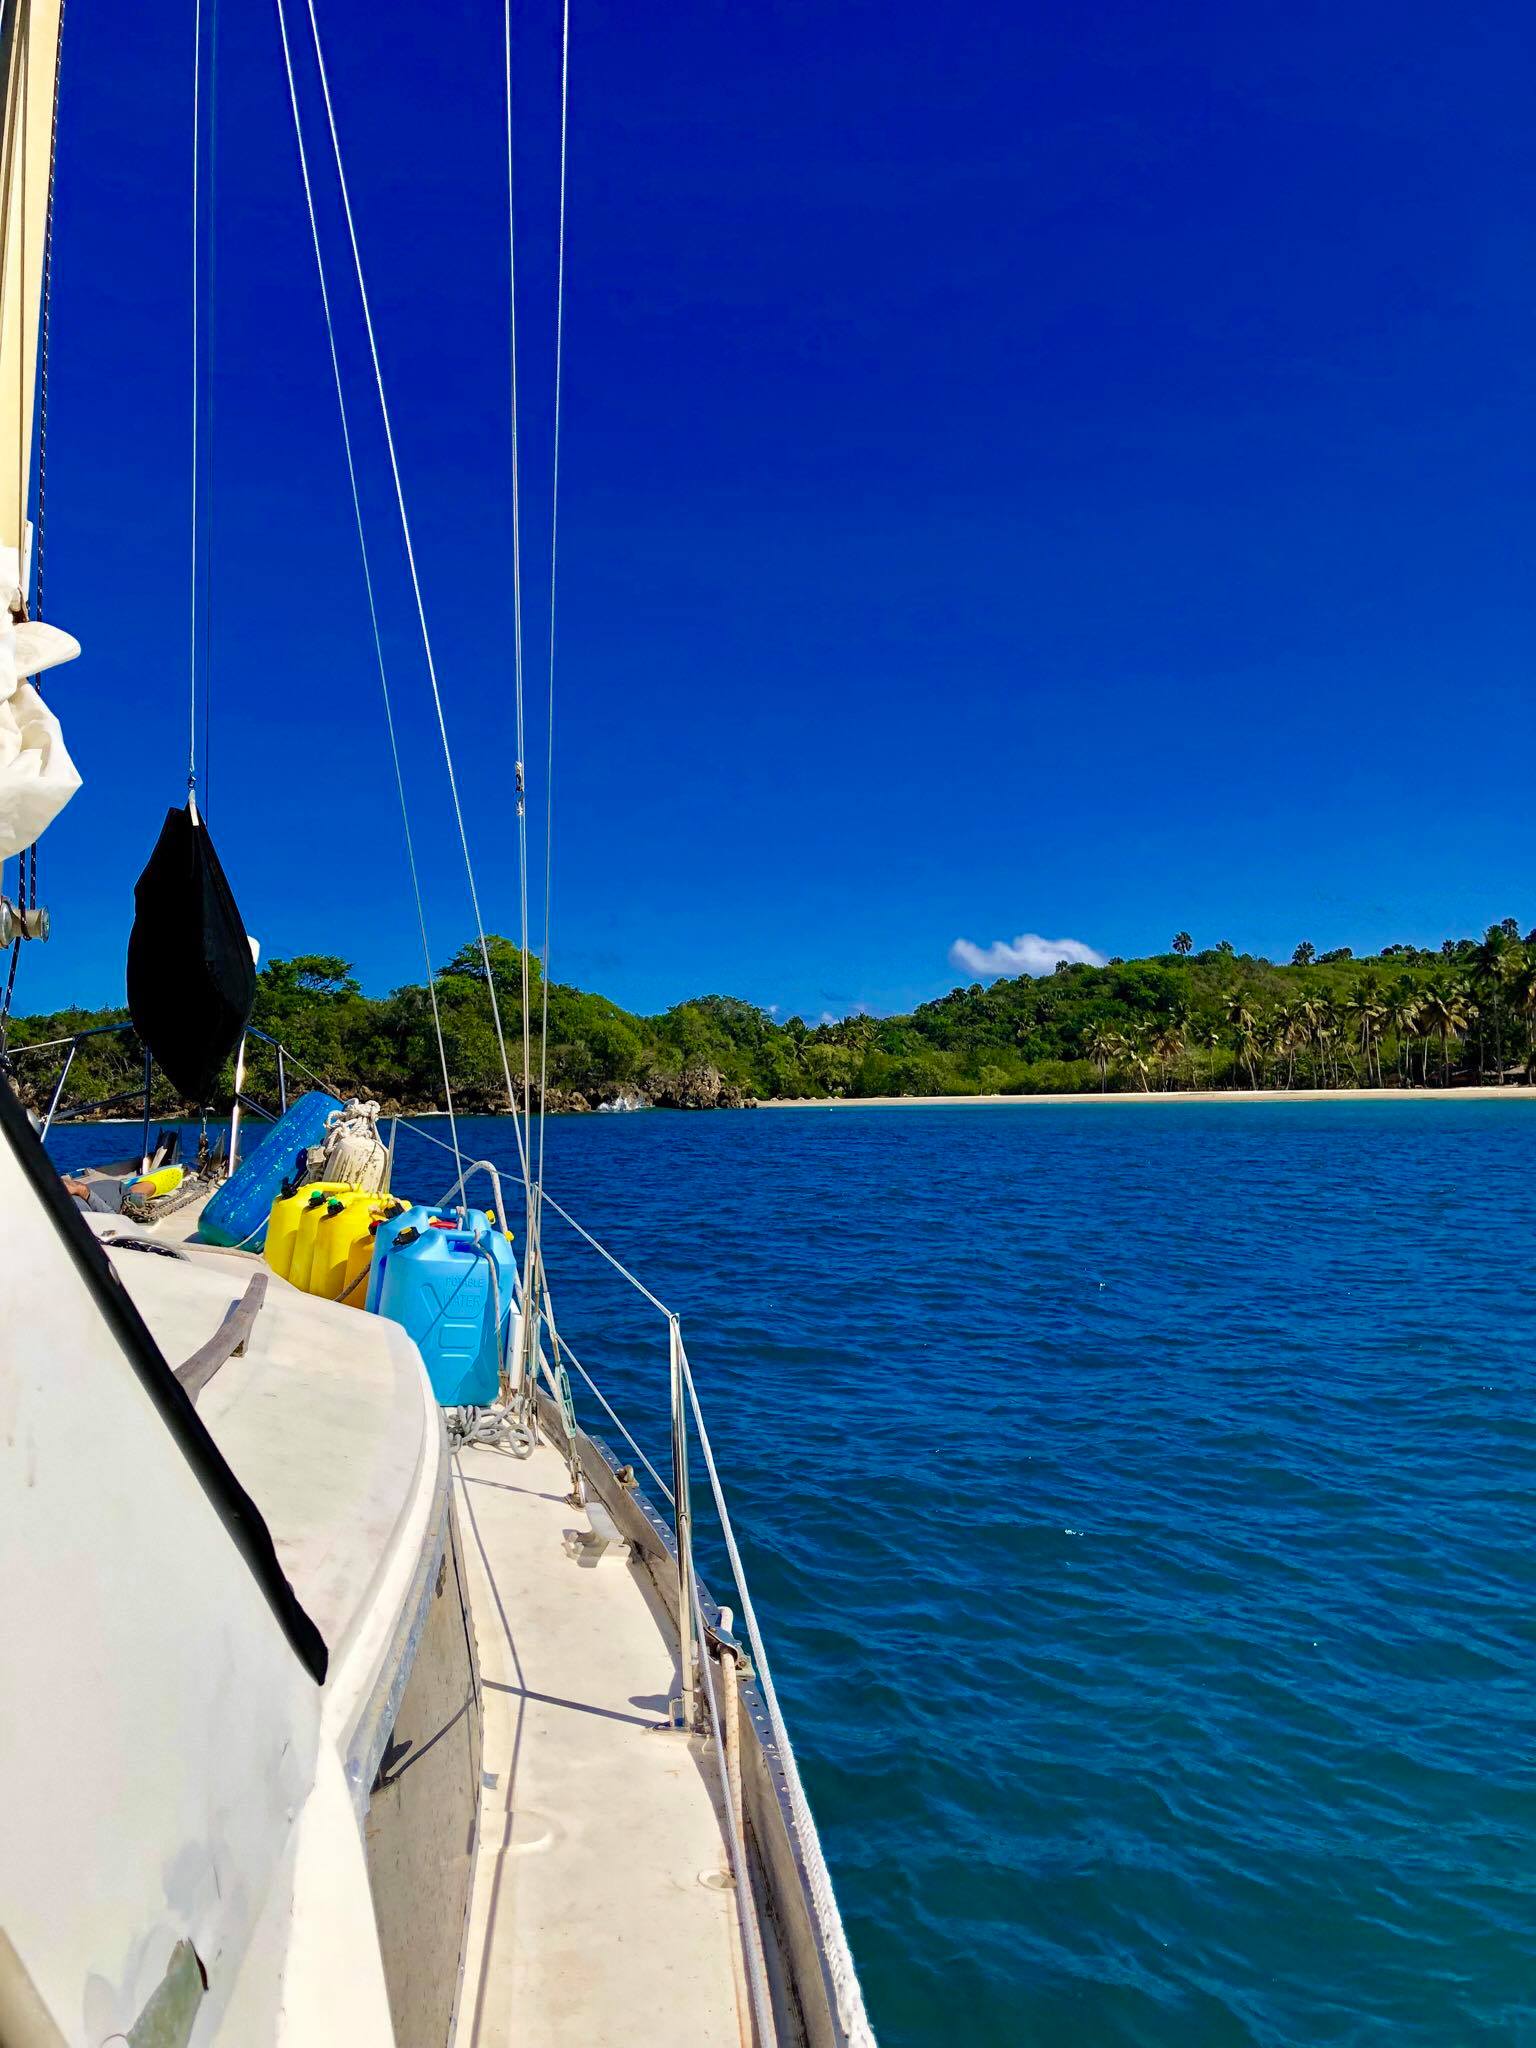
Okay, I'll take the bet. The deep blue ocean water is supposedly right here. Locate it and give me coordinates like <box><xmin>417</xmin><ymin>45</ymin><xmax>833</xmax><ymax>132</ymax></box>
<box><xmin>52</xmin><ymin>1100</ymin><xmax>1536</xmax><ymax>2046</ymax></box>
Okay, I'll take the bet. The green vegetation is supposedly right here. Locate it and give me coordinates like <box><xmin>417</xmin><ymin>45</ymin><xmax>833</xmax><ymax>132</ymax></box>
<box><xmin>9</xmin><ymin>924</ymin><xmax>1536</xmax><ymax>1117</ymax></box>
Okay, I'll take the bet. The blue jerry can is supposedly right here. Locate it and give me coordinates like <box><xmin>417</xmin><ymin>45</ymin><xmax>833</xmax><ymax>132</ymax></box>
<box><xmin>370</xmin><ymin>1206</ymin><xmax>516</xmax><ymax>1408</ymax></box>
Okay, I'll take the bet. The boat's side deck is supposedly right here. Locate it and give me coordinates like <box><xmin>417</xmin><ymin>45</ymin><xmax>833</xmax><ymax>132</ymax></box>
<box><xmin>455</xmin><ymin>1438</ymin><xmax>749</xmax><ymax>2048</ymax></box>
<box><xmin>91</xmin><ymin>1204</ymin><xmax>750</xmax><ymax>2046</ymax></box>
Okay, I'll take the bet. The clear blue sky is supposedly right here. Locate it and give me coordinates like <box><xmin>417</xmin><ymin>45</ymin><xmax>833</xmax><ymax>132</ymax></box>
<box><xmin>23</xmin><ymin>0</ymin><xmax>1536</xmax><ymax>1021</ymax></box>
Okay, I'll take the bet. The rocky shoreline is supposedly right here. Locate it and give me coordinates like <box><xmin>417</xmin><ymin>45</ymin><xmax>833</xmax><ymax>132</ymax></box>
<box><xmin>21</xmin><ymin>1060</ymin><xmax>760</xmax><ymax>1124</ymax></box>
<box><xmin>379</xmin><ymin>1062</ymin><xmax>759</xmax><ymax>1117</ymax></box>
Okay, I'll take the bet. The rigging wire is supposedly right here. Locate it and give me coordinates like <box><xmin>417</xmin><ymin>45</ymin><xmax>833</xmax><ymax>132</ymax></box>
<box><xmin>200</xmin><ymin>0</ymin><xmax>220</xmax><ymax>814</ymax></box>
<box><xmin>187</xmin><ymin>0</ymin><xmax>200</xmax><ymax>804</ymax></box>
<box><xmin>503</xmin><ymin>0</ymin><xmax>534</xmax><ymax>1199</ymax></box>
<box><xmin>532</xmin><ymin>0</ymin><xmax>570</xmax><ymax>1254</ymax></box>
<box><xmin>271</xmin><ymin>0</ymin><xmax>464</xmax><ymax>1184</ymax></box>
<box><xmin>299</xmin><ymin>0</ymin><xmax>529</xmax><ymax>1183</ymax></box>
<box><xmin>14</xmin><ymin>0</ymin><xmax>28</xmax><ymax>597</ymax></box>
<box><xmin>32</xmin><ymin>0</ymin><xmax>62</xmax><ymax>632</ymax></box>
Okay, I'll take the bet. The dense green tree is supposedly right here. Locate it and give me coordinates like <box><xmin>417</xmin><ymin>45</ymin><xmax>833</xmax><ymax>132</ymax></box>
<box><xmin>12</xmin><ymin>925</ymin><xmax>1536</xmax><ymax>1118</ymax></box>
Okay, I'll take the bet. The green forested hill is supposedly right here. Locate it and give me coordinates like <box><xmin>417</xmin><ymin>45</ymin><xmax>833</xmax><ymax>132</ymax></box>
<box><xmin>8</xmin><ymin>926</ymin><xmax>1536</xmax><ymax>1116</ymax></box>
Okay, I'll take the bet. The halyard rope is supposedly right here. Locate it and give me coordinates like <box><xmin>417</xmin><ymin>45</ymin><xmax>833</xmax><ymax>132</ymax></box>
<box><xmin>300</xmin><ymin>0</ymin><xmax>530</xmax><ymax>1187</ymax></box>
<box><xmin>187</xmin><ymin>0</ymin><xmax>200</xmax><ymax>797</ymax></box>
<box><xmin>272</xmin><ymin>0</ymin><xmax>464</xmax><ymax>1186</ymax></box>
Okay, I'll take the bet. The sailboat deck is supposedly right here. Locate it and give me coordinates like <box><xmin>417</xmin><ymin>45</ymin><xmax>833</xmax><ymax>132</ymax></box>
<box><xmin>455</xmin><ymin>1437</ymin><xmax>749</xmax><ymax>2048</ymax></box>
<box><xmin>89</xmin><ymin>1203</ymin><xmax>749</xmax><ymax>2047</ymax></box>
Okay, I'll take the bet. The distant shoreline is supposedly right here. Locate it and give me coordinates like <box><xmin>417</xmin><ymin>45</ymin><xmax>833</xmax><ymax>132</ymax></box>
<box><xmin>760</xmin><ymin>1086</ymin><xmax>1536</xmax><ymax>1109</ymax></box>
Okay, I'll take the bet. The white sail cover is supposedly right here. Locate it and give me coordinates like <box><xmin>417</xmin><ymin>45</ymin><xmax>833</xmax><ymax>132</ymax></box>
<box><xmin>0</xmin><ymin>612</ymin><xmax>78</xmax><ymax>860</ymax></box>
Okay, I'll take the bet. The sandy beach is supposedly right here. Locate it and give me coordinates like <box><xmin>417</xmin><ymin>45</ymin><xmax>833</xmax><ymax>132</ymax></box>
<box><xmin>761</xmin><ymin>1086</ymin><xmax>1536</xmax><ymax>1109</ymax></box>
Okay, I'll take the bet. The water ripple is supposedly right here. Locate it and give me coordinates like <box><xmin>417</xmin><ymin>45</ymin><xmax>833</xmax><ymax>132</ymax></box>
<box><xmin>54</xmin><ymin>1098</ymin><xmax>1536</xmax><ymax>2046</ymax></box>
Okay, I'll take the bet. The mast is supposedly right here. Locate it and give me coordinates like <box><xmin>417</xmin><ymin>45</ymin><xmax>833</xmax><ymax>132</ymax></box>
<box><xmin>0</xmin><ymin>0</ymin><xmax>62</xmax><ymax>613</ymax></box>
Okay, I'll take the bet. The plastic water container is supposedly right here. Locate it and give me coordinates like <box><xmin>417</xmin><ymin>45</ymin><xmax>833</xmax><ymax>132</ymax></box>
<box><xmin>265</xmin><ymin>1180</ymin><xmax>351</xmax><ymax>1281</ymax></box>
<box><xmin>288</xmin><ymin>1187</ymin><xmax>344</xmax><ymax>1294</ymax></box>
<box><xmin>370</xmin><ymin>1207</ymin><xmax>516</xmax><ymax>1407</ymax></box>
<box><xmin>310</xmin><ymin>1192</ymin><xmax>405</xmax><ymax>1305</ymax></box>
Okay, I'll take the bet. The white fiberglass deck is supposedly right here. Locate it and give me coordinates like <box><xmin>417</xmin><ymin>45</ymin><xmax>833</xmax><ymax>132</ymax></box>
<box><xmin>91</xmin><ymin>1194</ymin><xmax>749</xmax><ymax>2047</ymax></box>
<box><xmin>455</xmin><ymin>1437</ymin><xmax>749</xmax><ymax>2048</ymax></box>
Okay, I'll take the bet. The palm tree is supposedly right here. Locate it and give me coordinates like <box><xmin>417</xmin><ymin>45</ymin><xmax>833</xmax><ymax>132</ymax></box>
<box><xmin>1272</xmin><ymin>999</ymin><xmax>1303</xmax><ymax>1088</ymax></box>
<box><xmin>1122</xmin><ymin>1031</ymin><xmax>1152</xmax><ymax>1094</ymax></box>
<box><xmin>1385</xmin><ymin>984</ymin><xmax>1420</xmax><ymax>1086</ymax></box>
<box><xmin>1347</xmin><ymin>981</ymin><xmax>1386</xmax><ymax>1086</ymax></box>
<box><xmin>1172</xmin><ymin>932</ymin><xmax>1192</xmax><ymax>956</ymax></box>
<box><xmin>1153</xmin><ymin>1022</ymin><xmax>1185</xmax><ymax>1090</ymax></box>
<box><xmin>1473</xmin><ymin>926</ymin><xmax>1512</xmax><ymax>1082</ymax></box>
<box><xmin>1192</xmin><ymin>1020</ymin><xmax>1222</xmax><ymax>1090</ymax></box>
<box><xmin>1223</xmin><ymin>990</ymin><xmax>1258</xmax><ymax>1088</ymax></box>
<box><xmin>1508</xmin><ymin>955</ymin><xmax>1536</xmax><ymax>1078</ymax></box>
<box><xmin>1417</xmin><ymin>984</ymin><xmax>1471</xmax><ymax>1086</ymax></box>
<box><xmin>1084</xmin><ymin>1024</ymin><xmax>1119</xmax><ymax>1093</ymax></box>
<box><xmin>1258</xmin><ymin>1012</ymin><xmax>1289</xmax><ymax>1087</ymax></box>
<box><xmin>1287</xmin><ymin>990</ymin><xmax>1321</xmax><ymax>1086</ymax></box>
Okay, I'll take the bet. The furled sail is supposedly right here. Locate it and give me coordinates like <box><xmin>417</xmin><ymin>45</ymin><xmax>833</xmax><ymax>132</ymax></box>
<box><xmin>0</xmin><ymin>0</ymin><xmax>80</xmax><ymax>858</ymax></box>
<box><xmin>0</xmin><ymin>610</ymin><xmax>78</xmax><ymax>857</ymax></box>
<box><xmin>127</xmin><ymin>806</ymin><xmax>256</xmax><ymax>1104</ymax></box>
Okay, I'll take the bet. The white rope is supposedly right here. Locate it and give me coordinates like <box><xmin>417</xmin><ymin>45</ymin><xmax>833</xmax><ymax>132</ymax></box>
<box><xmin>446</xmin><ymin>1403</ymin><xmax>533</xmax><ymax>1458</ymax></box>
<box><xmin>531</xmin><ymin>0</ymin><xmax>570</xmax><ymax>1267</ymax></box>
<box><xmin>271</xmin><ymin>0</ymin><xmax>464</xmax><ymax>1186</ymax></box>
<box><xmin>680</xmin><ymin>1342</ymin><xmax>876</xmax><ymax>2047</ymax></box>
<box><xmin>187</xmin><ymin>0</ymin><xmax>201</xmax><ymax>795</ymax></box>
<box><xmin>301</xmin><ymin>0</ymin><xmax>529</xmax><ymax>1184</ymax></box>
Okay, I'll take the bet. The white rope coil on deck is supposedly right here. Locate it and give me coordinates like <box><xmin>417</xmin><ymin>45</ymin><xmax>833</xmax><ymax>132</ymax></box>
<box><xmin>445</xmin><ymin>1404</ymin><xmax>533</xmax><ymax>1458</ymax></box>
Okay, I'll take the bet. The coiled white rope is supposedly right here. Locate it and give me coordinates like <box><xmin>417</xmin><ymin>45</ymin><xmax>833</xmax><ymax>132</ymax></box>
<box><xmin>445</xmin><ymin>1405</ymin><xmax>533</xmax><ymax>1458</ymax></box>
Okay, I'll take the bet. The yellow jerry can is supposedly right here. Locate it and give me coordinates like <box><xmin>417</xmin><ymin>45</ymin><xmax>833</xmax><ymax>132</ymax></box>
<box><xmin>336</xmin><ymin>1197</ymin><xmax>409</xmax><ymax>1310</ymax></box>
<box><xmin>265</xmin><ymin>1180</ymin><xmax>351</xmax><ymax>1282</ymax></box>
<box><xmin>287</xmin><ymin>1185</ymin><xmax>354</xmax><ymax>1293</ymax></box>
<box><xmin>312</xmin><ymin>1192</ymin><xmax>406</xmax><ymax>1306</ymax></box>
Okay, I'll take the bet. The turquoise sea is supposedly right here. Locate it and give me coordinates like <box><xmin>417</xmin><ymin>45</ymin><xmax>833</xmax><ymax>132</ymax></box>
<box><xmin>53</xmin><ymin>1100</ymin><xmax>1536</xmax><ymax>2046</ymax></box>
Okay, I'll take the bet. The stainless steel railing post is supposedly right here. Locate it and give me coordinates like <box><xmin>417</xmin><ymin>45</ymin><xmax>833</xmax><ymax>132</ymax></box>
<box><xmin>277</xmin><ymin>1044</ymin><xmax>288</xmax><ymax>1115</ymax></box>
<box><xmin>670</xmin><ymin>1313</ymin><xmax>698</xmax><ymax>1732</ymax></box>
<box><xmin>139</xmin><ymin>1049</ymin><xmax>154</xmax><ymax>1173</ymax></box>
<box><xmin>39</xmin><ymin>1042</ymin><xmax>76</xmax><ymax>1142</ymax></box>
<box><xmin>227</xmin><ymin>1033</ymin><xmax>249</xmax><ymax>1174</ymax></box>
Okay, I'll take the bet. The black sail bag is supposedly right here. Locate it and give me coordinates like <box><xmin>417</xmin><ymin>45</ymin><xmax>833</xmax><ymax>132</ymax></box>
<box><xmin>126</xmin><ymin>806</ymin><xmax>256</xmax><ymax>1105</ymax></box>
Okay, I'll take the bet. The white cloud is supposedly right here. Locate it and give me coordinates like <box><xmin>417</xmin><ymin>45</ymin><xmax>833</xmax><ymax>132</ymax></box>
<box><xmin>948</xmin><ymin>931</ymin><xmax>1107</xmax><ymax>980</ymax></box>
